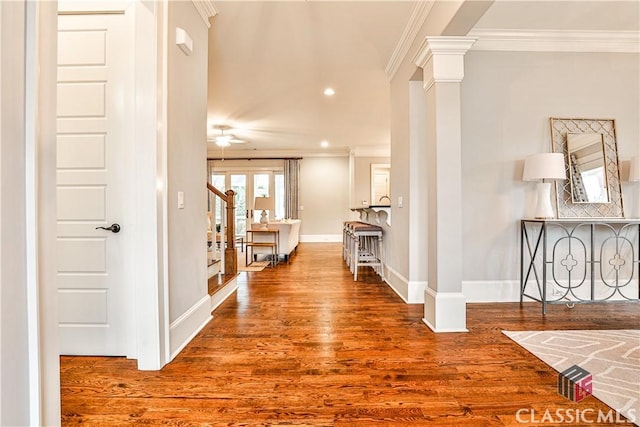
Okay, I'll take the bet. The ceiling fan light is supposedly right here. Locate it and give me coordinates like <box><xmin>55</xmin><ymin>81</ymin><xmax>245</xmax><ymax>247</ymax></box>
<box><xmin>229</xmin><ymin>136</ymin><xmax>247</xmax><ymax>144</ymax></box>
<box><xmin>211</xmin><ymin>124</ymin><xmax>248</xmax><ymax>145</ymax></box>
<box><xmin>215</xmin><ymin>135</ymin><xmax>232</xmax><ymax>144</ymax></box>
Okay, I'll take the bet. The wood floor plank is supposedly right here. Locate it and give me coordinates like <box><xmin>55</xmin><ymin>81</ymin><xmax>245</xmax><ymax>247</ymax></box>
<box><xmin>61</xmin><ymin>243</ymin><xmax>640</xmax><ymax>425</ymax></box>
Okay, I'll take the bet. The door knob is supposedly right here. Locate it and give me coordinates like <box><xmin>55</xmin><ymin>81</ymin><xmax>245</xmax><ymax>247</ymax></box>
<box><xmin>95</xmin><ymin>223</ymin><xmax>121</xmax><ymax>233</ymax></box>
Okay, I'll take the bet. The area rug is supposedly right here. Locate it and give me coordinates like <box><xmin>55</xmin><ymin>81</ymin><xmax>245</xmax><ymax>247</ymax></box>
<box><xmin>238</xmin><ymin>261</ymin><xmax>270</xmax><ymax>272</ymax></box>
<box><xmin>236</xmin><ymin>248</ymin><xmax>270</xmax><ymax>272</ymax></box>
<box><xmin>504</xmin><ymin>330</ymin><xmax>640</xmax><ymax>425</ymax></box>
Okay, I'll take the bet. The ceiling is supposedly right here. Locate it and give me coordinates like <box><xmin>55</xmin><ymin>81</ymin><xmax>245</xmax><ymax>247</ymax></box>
<box><xmin>207</xmin><ymin>1</ymin><xmax>416</xmax><ymax>156</ymax></box>
<box><xmin>207</xmin><ymin>1</ymin><xmax>639</xmax><ymax>157</ymax></box>
<box><xmin>473</xmin><ymin>0</ymin><xmax>639</xmax><ymax>31</ymax></box>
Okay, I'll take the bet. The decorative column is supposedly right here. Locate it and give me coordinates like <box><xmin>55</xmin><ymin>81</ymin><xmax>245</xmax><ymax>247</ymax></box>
<box><xmin>413</xmin><ymin>37</ymin><xmax>476</xmax><ymax>332</ymax></box>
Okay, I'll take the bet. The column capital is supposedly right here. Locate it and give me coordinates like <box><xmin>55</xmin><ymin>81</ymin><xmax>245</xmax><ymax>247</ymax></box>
<box><xmin>413</xmin><ymin>37</ymin><xmax>477</xmax><ymax>91</ymax></box>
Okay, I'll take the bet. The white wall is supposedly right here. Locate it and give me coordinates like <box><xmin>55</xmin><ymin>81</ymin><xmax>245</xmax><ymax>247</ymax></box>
<box><xmin>387</xmin><ymin>3</ymin><xmax>639</xmax><ymax>303</ymax></box>
<box><xmin>166</xmin><ymin>1</ymin><xmax>211</xmax><ymax>354</ymax></box>
<box><xmin>386</xmin><ymin>1</ymin><xmax>466</xmax><ymax>298</ymax></box>
<box><xmin>299</xmin><ymin>156</ymin><xmax>351</xmax><ymax>240</ymax></box>
<box><xmin>461</xmin><ymin>51</ymin><xmax>640</xmax><ymax>284</ymax></box>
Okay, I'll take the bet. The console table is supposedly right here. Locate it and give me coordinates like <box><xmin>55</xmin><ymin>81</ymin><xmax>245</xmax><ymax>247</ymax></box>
<box><xmin>246</xmin><ymin>228</ymin><xmax>279</xmax><ymax>267</ymax></box>
<box><xmin>520</xmin><ymin>218</ymin><xmax>640</xmax><ymax>314</ymax></box>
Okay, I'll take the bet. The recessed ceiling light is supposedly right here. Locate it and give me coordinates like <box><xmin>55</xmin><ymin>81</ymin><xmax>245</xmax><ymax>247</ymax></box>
<box><xmin>323</xmin><ymin>88</ymin><xmax>335</xmax><ymax>96</ymax></box>
<box><xmin>321</xmin><ymin>141</ymin><xmax>329</xmax><ymax>148</ymax></box>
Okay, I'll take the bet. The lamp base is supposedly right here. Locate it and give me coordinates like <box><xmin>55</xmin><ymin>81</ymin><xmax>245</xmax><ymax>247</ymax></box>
<box><xmin>259</xmin><ymin>210</ymin><xmax>268</xmax><ymax>230</ymax></box>
<box><xmin>534</xmin><ymin>182</ymin><xmax>555</xmax><ymax>219</ymax></box>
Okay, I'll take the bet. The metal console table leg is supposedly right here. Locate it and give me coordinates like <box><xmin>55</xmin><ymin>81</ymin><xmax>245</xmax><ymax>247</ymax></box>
<box><xmin>520</xmin><ymin>219</ymin><xmax>640</xmax><ymax>314</ymax></box>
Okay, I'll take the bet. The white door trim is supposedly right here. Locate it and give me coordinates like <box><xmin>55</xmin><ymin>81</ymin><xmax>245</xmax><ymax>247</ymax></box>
<box><xmin>129</xmin><ymin>0</ymin><xmax>169</xmax><ymax>370</ymax></box>
<box><xmin>53</xmin><ymin>1</ymin><xmax>169</xmax><ymax>369</ymax></box>
<box><xmin>20</xmin><ymin>1</ymin><xmax>61</xmax><ymax>424</ymax></box>
<box><xmin>25</xmin><ymin>2</ymin><xmax>43</xmax><ymax>423</ymax></box>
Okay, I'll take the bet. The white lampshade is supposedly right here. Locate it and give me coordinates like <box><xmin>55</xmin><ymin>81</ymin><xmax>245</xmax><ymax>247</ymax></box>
<box><xmin>254</xmin><ymin>196</ymin><xmax>275</xmax><ymax>229</ymax></box>
<box><xmin>522</xmin><ymin>153</ymin><xmax>567</xmax><ymax>181</ymax></box>
<box><xmin>254</xmin><ymin>196</ymin><xmax>275</xmax><ymax>211</ymax></box>
<box><xmin>629</xmin><ymin>156</ymin><xmax>640</xmax><ymax>182</ymax></box>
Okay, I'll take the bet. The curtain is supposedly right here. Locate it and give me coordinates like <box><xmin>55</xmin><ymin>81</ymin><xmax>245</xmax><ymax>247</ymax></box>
<box><xmin>284</xmin><ymin>159</ymin><xmax>300</xmax><ymax>219</ymax></box>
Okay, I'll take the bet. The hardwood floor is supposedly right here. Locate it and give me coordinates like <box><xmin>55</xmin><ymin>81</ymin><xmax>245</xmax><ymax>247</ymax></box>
<box><xmin>60</xmin><ymin>243</ymin><xmax>640</xmax><ymax>426</ymax></box>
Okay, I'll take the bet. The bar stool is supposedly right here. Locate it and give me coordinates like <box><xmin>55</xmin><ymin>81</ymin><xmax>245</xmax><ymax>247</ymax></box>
<box><xmin>343</xmin><ymin>221</ymin><xmax>361</xmax><ymax>266</ymax></box>
<box><xmin>350</xmin><ymin>222</ymin><xmax>384</xmax><ymax>281</ymax></box>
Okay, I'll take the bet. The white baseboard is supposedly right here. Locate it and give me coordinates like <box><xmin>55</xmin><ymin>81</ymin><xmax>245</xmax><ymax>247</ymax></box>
<box><xmin>383</xmin><ymin>272</ymin><xmax>534</xmax><ymax>305</ymax></box>
<box><xmin>423</xmin><ymin>287</ymin><xmax>468</xmax><ymax>333</ymax></box>
<box><xmin>463</xmin><ymin>280</ymin><xmax>523</xmax><ymax>303</ymax></box>
<box><xmin>210</xmin><ymin>276</ymin><xmax>238</xmax><ymax>311</ymax></box>
<box><xmin>300</xmin><ymin>234</ymin><xmax>342</xmax><ymax>243</ymax></box>
<box><xmin>384</xmin><ymin>264</ymin><xmax>409</xmax><ymax>303</ymax></box>
<box><xmin>383</xmin><ymin>264</ymin><xmax>427</xmax><ymax>304</ymax></box>
<box><xmin>169</xmin><ymin>295</ymin><xmax>212</xmax><ymax>361</ymax></box>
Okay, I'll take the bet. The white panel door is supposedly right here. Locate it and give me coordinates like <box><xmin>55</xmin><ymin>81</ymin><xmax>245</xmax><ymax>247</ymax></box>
<box><xmin>57</xmin><ymin>12</ymin><xmax>132</xmax><ymax>355</ymax></box>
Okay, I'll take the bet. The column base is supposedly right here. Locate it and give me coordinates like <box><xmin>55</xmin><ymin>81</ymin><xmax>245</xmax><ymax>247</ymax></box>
<box><xmin>422</xmin><ymin>287</ymin><xmax>468</xmax><ymax>332</ymax></box>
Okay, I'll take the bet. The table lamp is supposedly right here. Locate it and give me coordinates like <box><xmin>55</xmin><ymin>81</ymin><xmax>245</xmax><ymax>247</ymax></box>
<box><xmin>254</xmin><ymin>196</ymin><xmax>275</xmax><ymax>229</ymax></box>
<box><xmin>523</xmin><ymin>153</ymin><xmax>567</xmax><ymax>219</ymax></box>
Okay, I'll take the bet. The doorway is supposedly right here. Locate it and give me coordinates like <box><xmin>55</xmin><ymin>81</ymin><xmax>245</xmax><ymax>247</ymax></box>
<box><xmin>210</xmin><ymin>170</ymin><xmax>285</xmax><ymax>238</ymax></box>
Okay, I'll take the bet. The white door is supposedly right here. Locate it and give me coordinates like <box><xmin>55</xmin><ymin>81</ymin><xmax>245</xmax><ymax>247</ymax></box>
<box><xmin>56</xmin><ymin>12</ymin><xmax>133</xmax><ymax>355</ymax></box>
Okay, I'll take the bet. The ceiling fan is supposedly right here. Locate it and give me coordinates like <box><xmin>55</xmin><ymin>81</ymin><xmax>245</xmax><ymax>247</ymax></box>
<box><xmin>209</xmin><ymin>124</ymin><xmax>247</xmax><ymax>147</ymax></box>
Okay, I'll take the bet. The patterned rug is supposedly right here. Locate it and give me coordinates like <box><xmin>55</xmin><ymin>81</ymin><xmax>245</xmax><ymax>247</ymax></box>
<box><xmin>237</xmin><ymin>248</ymin><xmax>270</xmax><ymax>272</ymax></box>
<box><xmin>504</xmin><ymin>330</ymin><xmax>640</xmax><ymax>425</ymax></box>
<box><xmin>238</xmin><ymin>261</ymin><xmax>270</xmax><ymax>272</ymax></box>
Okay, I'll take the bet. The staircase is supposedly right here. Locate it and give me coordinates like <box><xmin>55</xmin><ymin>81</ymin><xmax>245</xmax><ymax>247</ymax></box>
<box><xmin>207</xmin><ymin>183</ymin><xmax>239</xmax><ymax>309</ymax></box>
<box><xmin>208</xmin><ymin>258</ymin><xmax>221</xmax><ymax>279</ymax></box>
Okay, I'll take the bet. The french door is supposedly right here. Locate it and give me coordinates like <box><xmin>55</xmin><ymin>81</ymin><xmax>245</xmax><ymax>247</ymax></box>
<box><xmin>211</xmin><ymin>172</ymin><xmax>284</xmax><ymax>237</ymax></box>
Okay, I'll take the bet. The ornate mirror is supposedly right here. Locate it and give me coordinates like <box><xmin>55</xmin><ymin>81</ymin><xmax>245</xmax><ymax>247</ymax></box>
<box><xmin>550</xmin><ymin>118</ymin><xmax>624</xmax><ymax>218</ymax></box>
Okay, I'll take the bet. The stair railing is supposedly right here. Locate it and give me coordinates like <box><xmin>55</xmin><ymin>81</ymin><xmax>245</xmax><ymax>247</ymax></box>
<box><xmin>207</xmin><ymin>183</ymin><xmax>237</xmax><ymax>277</ymax></box>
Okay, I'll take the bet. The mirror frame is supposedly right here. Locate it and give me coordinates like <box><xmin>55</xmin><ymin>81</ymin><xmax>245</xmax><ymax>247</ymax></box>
<box><xmin>550</xmin><ymin>117</ymin><xmax>624</xmax><ymax>218</ymax></box>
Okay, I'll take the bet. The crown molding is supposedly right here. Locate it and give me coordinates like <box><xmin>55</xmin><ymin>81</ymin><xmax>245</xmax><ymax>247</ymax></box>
<box><xmin>206</xmin><ymin>148</ymin><xmax>350</xmax><ymax>159</ymax></box>
<box><xmin>468</xmin><ymin>29</ymin><xmax>640</xmax><ymax>53</ymax></box>
<box><xmin>412</xmin><ymin>37</ymin><xmax>477</xmax><ymax>91</ymax></box>
<box><xmin>412</xmin><ymin>36</ymin><xmax>477</xmax><ymax>69</ymax></box>
<box><xmin>192</xmin><ymin>0</ymin><xmax>217</xmax><ymax>28</ymax></box>
<box><xmin>385</xmin><ymin>1</ymin><xmax>435</xmax><ymax>79</ymax></box>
